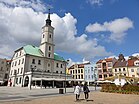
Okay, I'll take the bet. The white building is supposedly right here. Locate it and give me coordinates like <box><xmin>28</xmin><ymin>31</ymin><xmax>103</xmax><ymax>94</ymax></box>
<box><xmin>8</xmin><ymin>10</ymin><xmax>71</xmax><ymax>88</ymax></box>
<box><xmin>84</xmin><ymin>64</ymin><xmax>98</xmax><ymax>85</ymax></box>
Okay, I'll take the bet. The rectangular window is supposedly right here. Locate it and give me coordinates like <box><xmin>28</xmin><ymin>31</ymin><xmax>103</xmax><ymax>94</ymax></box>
<box><xmin>20</xmin><ymin>68</ymin><xmax>23</xmax><ymax>74</ymax></box>
<box><xmin>78</xmin><ymin>70</ymin><xmax>80</xmax><ymax>73</ymax></box>
<box><xmin>131</xmin><ymin>69</ymin><xmax>134</xmax><ymax>72</ymax></box>
<box><xmin>97</xmin><ymin>64</ymin><xmax>101</xmax><ymax>68</ymax></box>
<box><xmin>104</xmin><ymin>74</ymin><xmax>107</xmax><ymax>78</ymax></box>
<box><xmin>4</xmin><ymin>74</ymin><xmax>8</xmax><ymax>79</ymax></box>
<box><xmin>86</xmin><ymin>75</ymin><xmax>87</xmax><ymax>79</ymax></box>
<box><xmin>15</xmin><ymin>61</ymin><xmax>17</xmax><ymax>66</ymax></box>
<box><xmin>12</xmin><ymin>62</ymin><xmax>14</xmax><ymax>67</ymax></box>
<box><xmin>18</xmin><ymin>60</ymin><xmax>20</xmax><ymax>65</ymax></box>
<box><xmin>19</xmin><ymin>77</ymin><xmax>21</xmax><ymax>84</ymax></box>
<box><xmin>22</xmin><ymin>58</ymin><xmax>24</xmax><ymax>64</ymax></box>
<box><xmin>92</xmin><ymin>75</ymin><xmax>93</xmax><ymax>79</ymax></box>
<box><xmin>70</xmin><ymin>70</ymin><xmax>72</xmax><ymax>74</ymax></box>
<box><xmin>81</xmin><ymin>75</ymin><xmax>83</xmax><ymax>79</ymax></box>
<box><xmin>16</xmin><ymin>78</ymin><xmax>18</xmax><ymax>84</ymax></box>
<box><xmin>78</xmin><ymin>75</ymin><xmax>80</xmax><ymax>79</ymax></box>
<box><xmin>49</xmin><ymin>46</ymin><xmax>51</xmax><ymax>51</ymax></box>
<box><xmin>99</xmin><ymin>75</ymin><xmax>102</xmax><ymax>78</ymax></box>
<box><xmin>17</xmin><ymin>68</ymin><xmax>19</xmax><ymax>74</ymax></box>
<box><xmin>75</xmin><ymin>70</ymin><xmax>77</xmax><ymax>74</ymax></box>
<box><xmin>61</xmin><ymin>64</ymin><xmax>63</xmax><ymax>68</ymax></box>
<box><xmin>38</xmin><ymin>60</ymin><xmax>41</xmax><ymax>65</ymax></box>
<box><xmin>16</xmin><ymin>53</ymin><xmax>18</xmax><ymax>57</ymax></box>
<box><xmin>32</xmin><ymin>59</ymin><xmax>35</xmax><ymax>64</ymax></box>
<box><xmin>48</xmin><ymin>53</ymin><xmax>51</xmax><ymax>57</ymax></box>
<box><xmin>20</xmin><ymin>51</ymin><xmax>22</xmax><ymax>56</ymax></box>
<box><xmin>56</xmin><ymin>63</ymin><xmax>59</xmax><ymax>68</ymax></box>
<box><xmin>81</xmin><ymin>69</ymin><xmax>83</xmax><ymax>73</ymax></box>
<box><xmin>91</xmin><ymin>67</ymin><xmax>93</xmax><ymax>71</ymax></box>
<box><xmin>115</xmin><ymin>69</ymin><xmax>117</xmax><ymax>72</ymax></box>
<box><xmin>108</xmin><ymin>62</ymin><xmax>112</xmax><ymax>67</ymax></box>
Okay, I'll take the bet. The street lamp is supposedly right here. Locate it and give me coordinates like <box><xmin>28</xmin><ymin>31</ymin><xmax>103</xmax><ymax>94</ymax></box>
<box><xmin>30</xmin><ymin>65</ymin><xmax>36</xmax><ymax>90</ymax></box>
<box><xmin>94</xmin><ymin>68</ymin><xmax>97</xmax><ymax>90</ymax></box>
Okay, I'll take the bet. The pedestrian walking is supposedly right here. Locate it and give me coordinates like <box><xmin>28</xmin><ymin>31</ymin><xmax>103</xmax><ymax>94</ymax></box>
<box><xmin>83</xmin><ymin>82</ymin><xmax>90</xmax><ymax>101</ymax></box>
<box><xmin>74</xmin><ymin>83</ymin><xmax>81</xmax><ymax>101</ymax></box>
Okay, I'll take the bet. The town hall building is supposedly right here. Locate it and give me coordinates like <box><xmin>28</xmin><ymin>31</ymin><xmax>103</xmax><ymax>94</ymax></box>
<box><xmin>8</xmin><ymin>10</ymin><xmax>71</xmax><ymax>88</ymax></box>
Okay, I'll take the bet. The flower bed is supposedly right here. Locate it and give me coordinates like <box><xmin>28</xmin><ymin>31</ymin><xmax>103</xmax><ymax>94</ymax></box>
<box><xmin>101</xmin><ymin>84</ymin><xmax>139</xmax><ymax>95</ymax></box>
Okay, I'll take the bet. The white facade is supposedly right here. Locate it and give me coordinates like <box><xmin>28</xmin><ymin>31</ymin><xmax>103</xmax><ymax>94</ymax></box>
<box><xmin>84</xmin><ymin>64</ymin><xmax>98</xmax><ymax>84</ymax></box>
<box><xmin>8</xmin><ymin>12</ymin><xmax>71</xmax><ymax>88</ymax></box>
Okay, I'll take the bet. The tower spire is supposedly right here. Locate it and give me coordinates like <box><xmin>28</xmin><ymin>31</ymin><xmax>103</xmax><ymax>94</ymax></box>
<box><xmin>48</xmin><ymin>9</ymin><xmax>50</xmax><ymax>19</ymax></box>
<box><xmin>46</xmin><ymin>9</ymin><xmax>52</xmax><ymax>26</ymax></box>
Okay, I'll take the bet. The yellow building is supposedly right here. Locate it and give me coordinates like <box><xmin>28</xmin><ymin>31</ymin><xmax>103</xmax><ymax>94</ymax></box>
<box><xmin>68</xmin><ymin>63</ymin><xmax>90</xmax><ymax>80</ymax></box>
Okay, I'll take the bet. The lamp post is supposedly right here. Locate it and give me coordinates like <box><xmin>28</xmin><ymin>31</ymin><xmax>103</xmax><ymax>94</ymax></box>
<box><xmin>94</xmin><ymin>68</ymin><xmax>97</xmax><ymax>90</ymax></box>
<box><xmin>30</xmin><ymin>65</ymin><xmax>36</xmax><ymax>90</ymax></box>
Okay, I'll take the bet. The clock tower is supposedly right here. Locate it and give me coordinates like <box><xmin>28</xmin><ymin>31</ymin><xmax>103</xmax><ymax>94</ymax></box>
<box><xmin>40</xmin><ymin>9</ymin><xmax>55</xmax><ymax>58</ymax></box>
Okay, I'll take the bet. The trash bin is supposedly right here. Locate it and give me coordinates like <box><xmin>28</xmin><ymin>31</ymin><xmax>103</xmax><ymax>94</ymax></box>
<box><xmin>59</xmin><ymin>88</ymin><xmax>64</xmax><ymax>94</ymax></box>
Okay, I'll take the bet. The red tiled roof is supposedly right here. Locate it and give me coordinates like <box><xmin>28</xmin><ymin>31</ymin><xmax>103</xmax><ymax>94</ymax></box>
<box><xmin>128</xmin><ymin>59</ymin><xmax>134</xmax><ymax>67</ymax></box>
<box><xmin>96</xmin><ymin>58</ymin><xmax>113</xmax><ymax>64</ymax></box>
<box><xmin>113</xmin><ymin>61</ymin><xmax>127</xmax><ymax>68</ymax></box>
<box><xmin>6</xmin><ymin>60</ymin><xmax>12</xmax><ymax>62</ymax></box>
<box><xmin>127</xmin><ymin>59</ymin><xmax>139</xmax><ymax>67</ymax></box>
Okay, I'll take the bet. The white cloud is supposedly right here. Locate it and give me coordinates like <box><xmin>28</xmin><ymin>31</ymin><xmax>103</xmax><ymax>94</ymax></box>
<box><xmin>86</xmin><ymin>22</ymin><xmax>106</xmax><ymax>33</ymax></box>
<box><xmin>86</xmin><ymin>17</ymin><xmax>133</xmax><ymax>43</ymax></box>
<box><xmin>132</xmin><ymin>53</ymin><xmax>139</xmax><ymax>57</ymax></box>
<box><xmin>87</xmin><ymin>0</ymin><xmax>103</xmax><ymax>6</ymax></box>
<box><xmin>0</xmin><ymin>0</ymin><xmax>111</xmax><ymax>59</ymax></box>
<box><xmin>0</xmin><ymin>0</ymin><xmax>46</xmax><ymax>12</ymax></box>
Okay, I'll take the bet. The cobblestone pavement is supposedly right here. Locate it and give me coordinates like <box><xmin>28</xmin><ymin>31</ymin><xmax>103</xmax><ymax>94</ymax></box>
<box><xmin>0</xmin><ymin>89</ymin><xmax>139</xmax><ymax>104</ymax></box>
<box><xmin>0</xmin><ymin>86</ymin><xmax>100</xmax><ymax>102</ymax></box>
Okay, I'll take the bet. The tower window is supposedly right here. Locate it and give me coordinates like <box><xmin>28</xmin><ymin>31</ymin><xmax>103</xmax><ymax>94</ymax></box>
<box><xmin>48</xmin><ymin>53</ymin><xmax>51</xmax><ymax>57</ymax></box>
<box><xmin>43</xmin><ymin>34</ymin><xmax>44</xmax><ymax>38</ymax></box>
<box><xmin>49</xmin><ymin>46</ymin><xmax>51</xmax><ymax>51</ymax></box>
<box><xmin>49</xmin><ymin>34</ymin><xmax>51</xmax><ymax>38</ymax></box>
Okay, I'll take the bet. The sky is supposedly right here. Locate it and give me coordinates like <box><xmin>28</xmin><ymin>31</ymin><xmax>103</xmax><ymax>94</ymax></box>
<box><xmin>0</xmin><ymin>0</ymin><xmax>139</xmax><ymax>65</ymax></box>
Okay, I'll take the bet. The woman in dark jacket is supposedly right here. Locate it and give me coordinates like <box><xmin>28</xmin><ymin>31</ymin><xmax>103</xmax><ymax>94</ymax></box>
<box><xmin>83</xmin><ymin>82</ymin><xmax>90</xmax><ymax>100</ymax></box>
